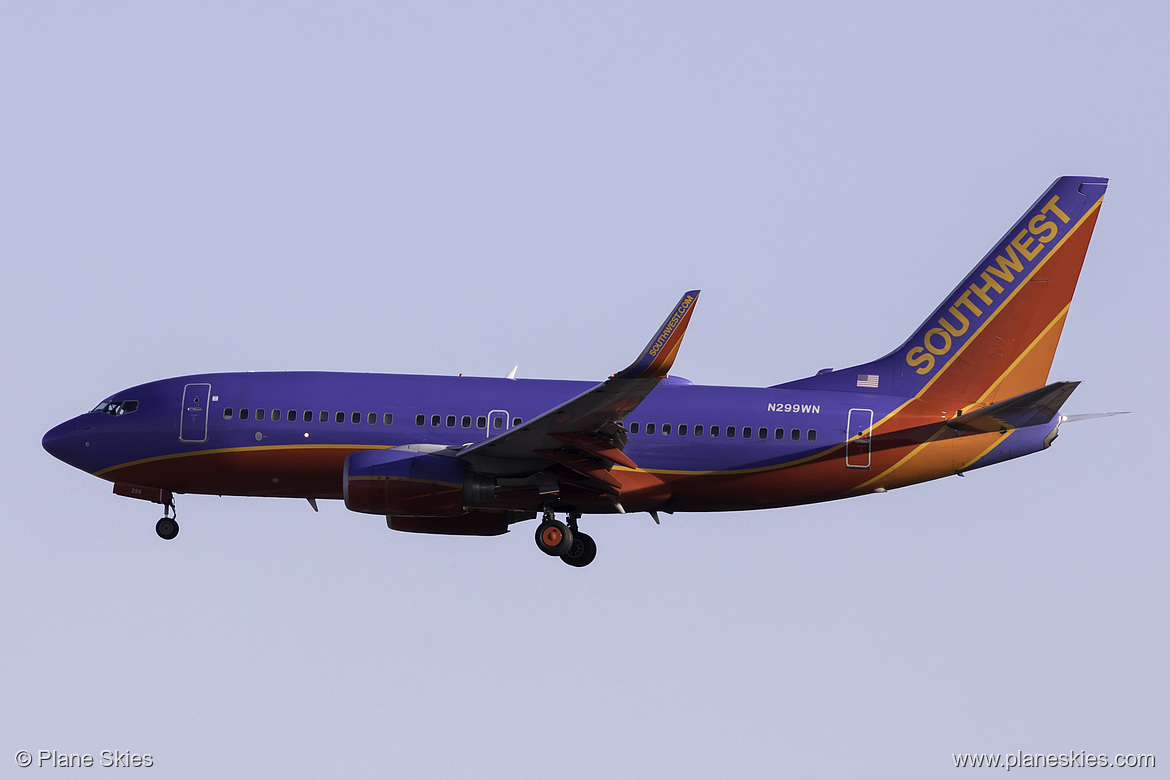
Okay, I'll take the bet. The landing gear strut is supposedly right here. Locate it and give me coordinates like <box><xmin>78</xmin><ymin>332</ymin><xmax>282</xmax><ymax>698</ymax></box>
<box><xmin>535</xmin><ymin>510</ymin><xmax>597</xmax><ymax>567</ymax></box>
<box><xmin>155</xmin><ymin>497</ymin><xmax>179</xmax><ymax>540</ymax></box>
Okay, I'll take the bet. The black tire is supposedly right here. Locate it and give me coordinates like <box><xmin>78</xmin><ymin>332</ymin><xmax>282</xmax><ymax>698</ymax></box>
<box><xmin>156</xmin><ymin>517</ymin><xmax>179</xmax><ymax>540</ymax></box>
<box><xmin>535</xmin><ymin>519</ymin><xmax>573</xmax><ymax>556</ymax></box>
<box><xmin>561</xmin><ymin>531</ymin><xmax>597</xmax><ymax>567</ymax></box>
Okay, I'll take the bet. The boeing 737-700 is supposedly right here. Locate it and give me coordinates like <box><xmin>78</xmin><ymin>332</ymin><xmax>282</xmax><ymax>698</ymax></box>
<box><xmin>43</xmin><ymin>176</ymin><xmax>1111</xmax><ymax>567</ymax></box>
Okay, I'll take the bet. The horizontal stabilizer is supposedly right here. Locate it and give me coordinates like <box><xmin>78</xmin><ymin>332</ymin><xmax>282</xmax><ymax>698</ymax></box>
<box><xmin>1061</xmin><ymin>411</ymin><xmax>1130</xmax><ymax>423</ymax></box>
<box><xmin>947</xmin><ymin>381</ymin><xmax>1080</xmax><ymax>434</ymax></box>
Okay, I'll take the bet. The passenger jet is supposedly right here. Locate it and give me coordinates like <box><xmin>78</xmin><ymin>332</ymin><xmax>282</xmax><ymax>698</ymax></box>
<box><xmin>43</xmin><ymin>176</ymin><xmax>1111</xmax><ymax>567</ymax></box>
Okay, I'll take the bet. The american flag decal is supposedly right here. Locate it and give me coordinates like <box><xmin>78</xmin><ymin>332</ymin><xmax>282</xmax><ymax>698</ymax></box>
<box><xmin>856</xmin><ymin>374</ymin><xmax>879</xmax><ymax>388</ymax></box>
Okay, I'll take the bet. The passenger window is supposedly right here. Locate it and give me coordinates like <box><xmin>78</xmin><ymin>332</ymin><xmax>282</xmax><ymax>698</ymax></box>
<box><xmin>808</xmin><ymin>429</ymin><xmax>817</xmax><ymax>442</ymax></box>
<box><xmin>678</xmin><ymin>424</ymin><xmax>688</xmax><ymax>436</ymax></box>
<box><xmin>461</xmin><ymin>415</ymin><xmax>471</xmax><ymax>428</ymax></box>
<box><xmin>256</xmin><ymin>409</ymin><xmax>266</xmax><ymax>421</ymax></box>
<box><xmin>319</xmin><ymin>411</ymin><xmax>328</xmax><ymax>423</ymax></box>
<box><xmin>477</xmin><ymin>416</ymin><xmax>486</xmax><ymax>429</ymax></box>
<box><xmin>662</xmin><ymin>423</ymin><xmax>671</xmax><ymax>435</ymax></box>
<box><xmin>791</xmin><ymin>428</ymin><xmax>801</xmax><ymax>441</ymax></box>
<box><xmin>431</xmin><ymin>414</ymin><xmax>441</xmax><ymax>427</ymax></box>
<box><xmin>416</xmin><ymin>414</ymin><xmax>425</xmax><ymax>426</ymax></box>
<box><xmin>223</xmin><ymin>408</ymin><xmax>234</xmax><ymax>420</ymax></box>
<box><xmin>513</xmin><ymin>417</ymin><xmax>523</xmax><ymax>426</ymax></box>
<box><xmin>240</xmin><ymin>408</ymin><xmax>249</xmax><ymax>421</ymax></box>
<box><xmin>304</xmin><ymin>410</ymin><xmax>313</xmax><ymax>423</ymax></box>
<box><xmin>759</xmin><ymin>427</ymin><xmax>768</xmax><ymax>440</ymax></box>
<box><xmin>646</xmin><ymin>423</ymin><xmax>656</xmax><ymax>435</ymax></box>
<box><xmin>694</xmin><ymin>424</ymin><xmax>703</xmax><ymax>437</ymax></box>
<box><xmin>446</xmin><ymin>415</ymin><xmax>456</xmax><ymax>427</ymax></box>
<box><xmin>352</xmin><ymin>412</ymin><xmax>361</xmax><ymax>424</ymax></box>
<box><xmin>743</xmin><ymin>426</ymin><xmax>752</xmax><ymax>439</ymax></box>
<box><xmin>726</xmin><ymin>426</ymin><xmax>736</xmax><ymax>438</ymax></box>
<box><xmin>384</xmin><ymin>413</ymin><xmax>393</xmax><ymax>425</ymax></box>
<box><xmin>272</xmin><ymin>409</ymin><xmax>282</xmax><ymax>421</ymax></box>
<box><xmin>336</xmin><ymin>411</ymin><xmax>345</xmax><ymax>423</ymax></box>
<box><xmin>630</xmin><ymin>422</ymin><xmax>640</xmax><ymax>434</ymax></box>
<box><xmin>710</xmin><ymin>425</ymin><xmax>719</xmax><ymax>438</ymax></box>
<box><xmin>775</xmin><ymin>428</ymin><xmax>784</xmax><ymax>440</ymax></box>
<box><xmin>367</xmin><ymin>412</ymin><xmax>375</xmax><ymax>424</ymax></box>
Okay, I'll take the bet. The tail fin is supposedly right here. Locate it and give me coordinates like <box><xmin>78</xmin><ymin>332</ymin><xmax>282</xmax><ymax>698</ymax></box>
<box><xmin>778</xmin><ymin>176</ymin><xmax>1107</xmax><ymax>404</ymax></box>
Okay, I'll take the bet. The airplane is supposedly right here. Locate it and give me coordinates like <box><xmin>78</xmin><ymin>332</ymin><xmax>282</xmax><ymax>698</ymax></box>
<box><xmin>43</xmin><ymin>175</ymin><xmax>1113</xmax><ymax>567</ymax></box>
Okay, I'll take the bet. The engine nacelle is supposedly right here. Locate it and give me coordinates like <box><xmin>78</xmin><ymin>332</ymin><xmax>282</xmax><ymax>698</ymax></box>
<box><xmin>344</xmin><ymin>449</ymin><xmax>469</xmax><ymax>517</ymax></box>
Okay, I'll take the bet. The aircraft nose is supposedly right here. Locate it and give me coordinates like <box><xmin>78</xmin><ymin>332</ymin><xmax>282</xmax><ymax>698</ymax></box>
<box><xmin>42</xmin><ymin>419</ymin><xmax>78</xmax><ymax>464</ymax></box>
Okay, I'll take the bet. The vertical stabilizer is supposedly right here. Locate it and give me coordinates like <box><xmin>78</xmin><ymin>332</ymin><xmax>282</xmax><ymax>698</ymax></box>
<box><xmin>777</xmin><ymin>176</ymin><xmax>1107</xmax><ymax>404</ymax></box>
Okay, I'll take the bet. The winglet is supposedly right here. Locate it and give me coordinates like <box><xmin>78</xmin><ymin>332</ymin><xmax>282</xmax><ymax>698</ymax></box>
<box><xmin>616</xmin><ymin>290</ymin><xmax>700</xmax><ymax>379</ymax></box>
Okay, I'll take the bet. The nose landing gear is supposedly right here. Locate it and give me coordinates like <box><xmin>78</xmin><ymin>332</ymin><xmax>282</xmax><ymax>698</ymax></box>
<box><xmin>155</xmin><ymin>497</ymin><xmax>179</xmax><ymax>540</ymax></box>
<box><xmin>535</xmin><ymin>510</ymin><xmax>597</xmax><ymax>567</ymax></box>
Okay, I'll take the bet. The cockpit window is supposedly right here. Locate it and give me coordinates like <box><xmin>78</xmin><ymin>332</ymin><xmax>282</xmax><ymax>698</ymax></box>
<box><xmin>91</xmin><ymin>400</ymin><xmax>139</xmax><ymax>416</ymax></box>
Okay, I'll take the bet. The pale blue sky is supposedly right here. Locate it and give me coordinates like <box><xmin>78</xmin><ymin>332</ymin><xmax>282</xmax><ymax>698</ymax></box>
<box><xmin>2</xmin><ymin>3</ymin><xmax>1165</xmax><ymax>777</ymax></box>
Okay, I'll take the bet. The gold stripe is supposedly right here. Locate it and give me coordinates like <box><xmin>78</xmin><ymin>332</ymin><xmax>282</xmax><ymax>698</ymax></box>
<box><xmin>96</xmin><ymin>443</ymin><xmax>392</xmax><ymax>477</ymax></box>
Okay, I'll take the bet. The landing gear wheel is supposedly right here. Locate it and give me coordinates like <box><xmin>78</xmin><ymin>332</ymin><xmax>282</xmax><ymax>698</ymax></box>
<box><xmin>561</xmin><ymin>531</ymin><xmax>597</xmax><ymax>568</ymax></box>
<box><xmin>535</xmin><ymin>519</ymin><xmax>573</xmax><ymax>556</ymax></box>
<box><xmin>156</xmin><ymin>517</ymin><xmax>179</xmax><ymax>540</ymax></box>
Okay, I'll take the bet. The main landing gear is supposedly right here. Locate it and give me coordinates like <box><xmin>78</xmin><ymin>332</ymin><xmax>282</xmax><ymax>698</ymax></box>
<box><xmin>535</xmin><ymin>510</ymin><xmax>597</xmax><ymax>568</ymax></box>
<box><xmin>155</xmin><ymin>497</ymin><xmax>179</xmax><ymax>541</ymax></box>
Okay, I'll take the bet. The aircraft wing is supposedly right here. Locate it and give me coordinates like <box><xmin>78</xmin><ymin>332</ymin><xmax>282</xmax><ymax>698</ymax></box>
<box><xmin>456</xmin><ymin>290</ymin><xmax>700</xmax><ymax>487</ymax></box>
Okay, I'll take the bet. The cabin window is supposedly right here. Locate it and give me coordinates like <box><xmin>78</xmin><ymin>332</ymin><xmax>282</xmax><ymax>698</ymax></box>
<box><xmin>808</xmin><ymin>429</ymin><xmax>818</xmax><ymax>442</ymax></box>
<box><xmin>365</xmin><ymin>412</ymin><xmax>374</xmax><ymax>424</ymax></box>
<box><xmin>223</xmin><ymin>408</ymin><xmax>233</xmax><ymax>419</ymax></box>
<box><xmin>791</xmin><ymin>428</ymin><xmax>801</xmax><ymax>441</ymax></box>
<box><xmin>274</xmin><ymin>409</ymin><xmax>284</xmax><ymax>421</ymax></box>
<box><xmin>630</xmin><ymin>422</ymin><xmax>640</xmax><ymax>434</ymax></box>
<box><xmin>304</xmin><ymin>410</ymin><xmax>313</xmax><ymax>423</ymax></box>
<box><xmin>256</xmin><ymin>408</ymin><xmax>266</xmax><ymax>421</ymax></box>
<box><xmin>662</xmin><ymin>423</ymin><xmax>671</xmax><ymax>435</ymax></box>
<box><xmin>240</xmin><ymin>408</ymin><xmax>249</xmax><ymax>421</ymax></box>
<box><xmin>416</xmin><ymin>414</ymin><xmax>425</xmax><ymax>426</ymax></box>
<box><xmin>759</xmin><ymin>427</ymin><xmax>768</xmax><ymax>440</ymax></box>
<box><xmin>384</xmin><ymin>413</ymin><xmax>393</xmax><ymax>425</ymax></box>
<box><xmin>461</xmin><ymin>415</ymin><xmax>471</xmax><ymax>428</ymax></box>
<box><xmin>492</xmin><ymin>417</ymin><xmax>503</xmax><ymax>429</ymax></box>
<box><xmin>774</xmin><ymin>428</ymin><xmax>784</xmax><ymax>440</ymax></box>
<box><xmin>726</xmin><ymin>426</ymin><xmax>736</xmax><ymax>438</ymax></box>
<box><xmin>513</xmin><ymin>417</ymin><xmax>523</xmax><ymax>426</ymax></box>
<box><xmin>319</xmin><ymin>411</ymin><xmax>328</xmax><ymax>423</ymax></box>
<box><xmin>352</xmin><ymin>412</ymin><xmax>361</xmax><ymax>424</ymax></box>
<box><xmin>678</xmin><ymin>424</ymin><xmax>688</xmax><ymax>436</ymax></box>
<box><xmin>289</xmin><ymin>411</ymin><xmax>299</xmax><ymax>423</ymax></box>
<box><xmin>694</xmin><ymin>424</ymin><xmax>703</xmax><ymax>437</ymax></box>
<box><xmin>477</xmin><ymin>416</ymin><xmax>486</xmax><ymax>429</ymax></box>
<box><xmin>742</xmin><ymin>426</ymin><xmax>752</xmax><ymax>439</ymax></box>
<box><xmin>710</xmin><ymin>425</ymin><xmax>719</xmax><ymax>438</ymax></box>
<box><xmin>446</xmin><ymin>415</ymin><xmax>456</xmax><ymax>427</ymax></box>
<box><xmin>431</xmin><ymin>414</ymin><xmax>441</xmax><ymax>427</ymax></box>
<box><xmin>336</xmin><ymin>411</ymin><xmax>344</xmax><ymax>423</ymax></box>
<box><xmin>646</xmin><ymin>423</ymin><xmax>656</xmax><ymax>435</ymax></box>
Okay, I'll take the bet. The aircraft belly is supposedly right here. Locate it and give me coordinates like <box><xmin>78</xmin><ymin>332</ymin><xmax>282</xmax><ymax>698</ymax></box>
<box><xmin>98</xmin><ymin>445</ymin><xmax>364</xmax><ymax>499</ymax></box>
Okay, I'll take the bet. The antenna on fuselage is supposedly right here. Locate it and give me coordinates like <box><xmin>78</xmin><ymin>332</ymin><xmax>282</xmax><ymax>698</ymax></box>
<box><xmin>505</xmin><ymin>366</ymin><xmax>518</xmax><ymax>380</ymax></box>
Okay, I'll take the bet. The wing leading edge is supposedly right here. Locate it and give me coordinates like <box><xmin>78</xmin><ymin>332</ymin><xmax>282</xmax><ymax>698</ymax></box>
<box><xmin>457</xmin><ymin>291</ymin><xmax>700</xmax><ymax>489</ymax></box>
